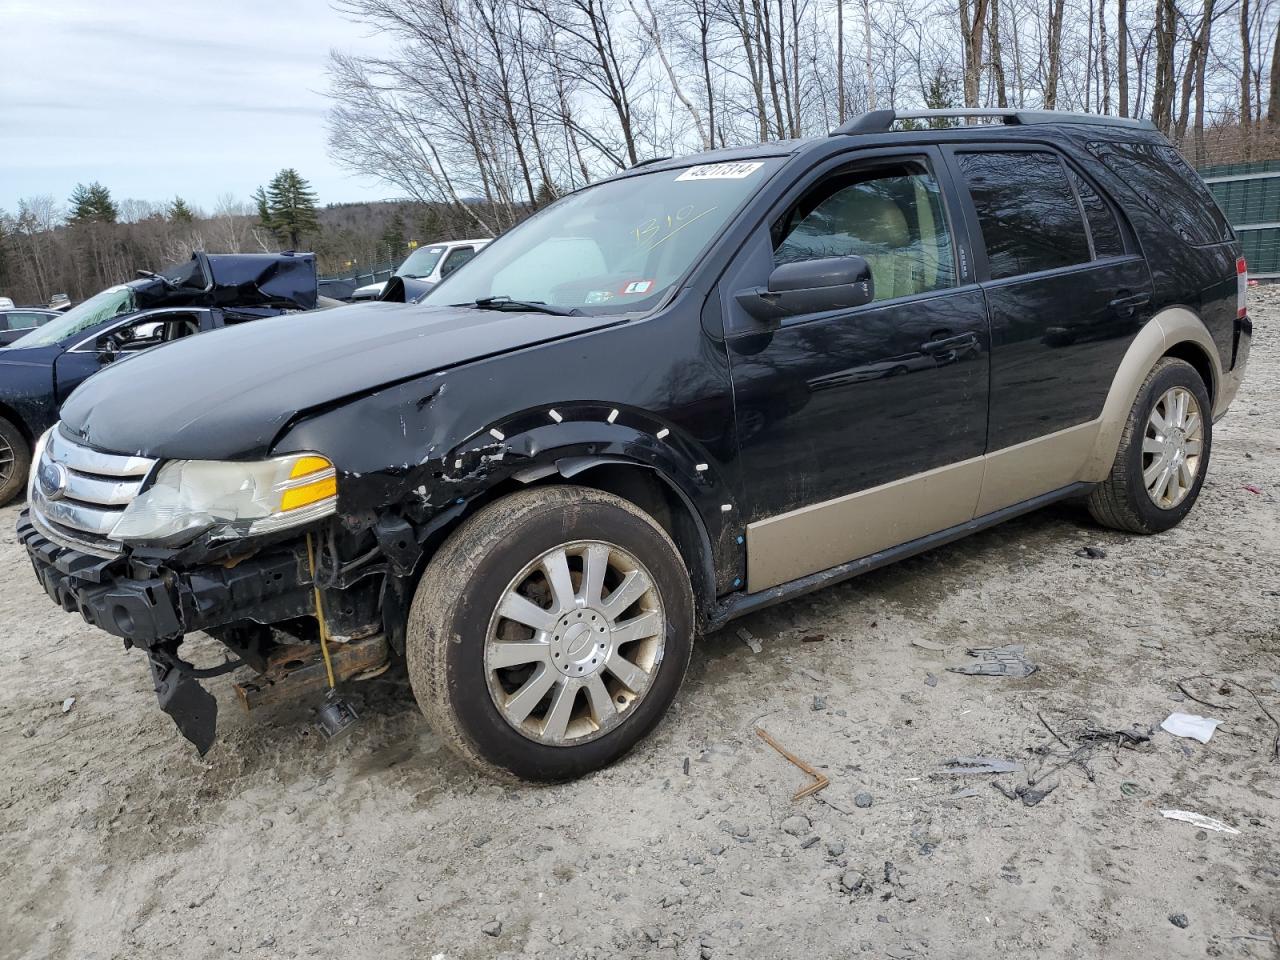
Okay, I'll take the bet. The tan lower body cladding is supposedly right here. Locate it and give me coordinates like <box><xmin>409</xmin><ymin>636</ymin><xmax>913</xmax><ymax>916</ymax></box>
<box><xmin>745</xmin><ymin>308</ymin><xmax>1229</xmax><ymax>593</ymax></box>
<box><xmin>744</xmin><ymin>420</ymin><xmax>1098</xmax><ymax>592</ymax></box>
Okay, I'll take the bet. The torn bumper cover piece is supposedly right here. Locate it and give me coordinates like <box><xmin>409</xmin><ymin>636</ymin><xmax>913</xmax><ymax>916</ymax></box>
<box><xmin>18</xmin><ymin>509</ymin><xmax>320</xmax><ymax>753</ymax></box>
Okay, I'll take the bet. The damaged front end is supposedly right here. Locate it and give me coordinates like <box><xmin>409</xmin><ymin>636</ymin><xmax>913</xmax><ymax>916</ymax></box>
<box><xmin>19</xmin><ymin>427</ymin><xmax>390</xmax><ymax>753</ymax></box>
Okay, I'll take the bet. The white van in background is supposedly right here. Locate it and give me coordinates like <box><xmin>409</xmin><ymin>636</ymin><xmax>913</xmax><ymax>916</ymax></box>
<box><xmin>350</xmin><ymin>238</ymin><xmax>491</xmax><ymax>301</ymax></box>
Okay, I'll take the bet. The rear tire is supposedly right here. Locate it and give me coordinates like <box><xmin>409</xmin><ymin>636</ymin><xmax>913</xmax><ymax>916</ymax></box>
<box><xmin>406</xmin><ymin>485</ymin><xmax>694</xmax><ymax>781</ymax></box>
<box><xmin>0</xmin><ymin>416</ymin><xmax>31</xmax><ymax>507</ymax></box>
<box><xmin>1087</xmin><ymin>357</ymin><xmax>1212</xmax><ymax>534</ymax></box>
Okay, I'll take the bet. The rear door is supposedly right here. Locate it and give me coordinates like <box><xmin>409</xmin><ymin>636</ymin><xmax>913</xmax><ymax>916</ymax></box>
<box><xmin>725</xmin><ymin>147</ymin><xmax>991</xmax><ymax>591</ymax></box>
<box><xmin>944</xmin><ymin>144</ymin><xmax>1154</xmax><ymax>513</ymax></box>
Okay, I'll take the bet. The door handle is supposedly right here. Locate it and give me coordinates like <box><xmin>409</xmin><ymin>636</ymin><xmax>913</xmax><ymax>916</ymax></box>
<box><xmin>1109</xmin><ymin>292</ymin><xmax>1151</xmax><ymax>315</ymax></box>
<box><xmin>920</xmin><ymin>332</ymin><xmax>978</xmax><ymax>354</ymax></box>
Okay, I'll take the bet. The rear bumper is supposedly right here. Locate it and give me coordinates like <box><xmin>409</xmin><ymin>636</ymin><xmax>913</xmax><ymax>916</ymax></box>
<box><xmin>18</xmin><ymin>509</ymin><xmax>314</xmax><ymax>645</ymax></box>
<box><xmin>1216</xmin><ymin>313</ymin><xmax>1252</xmax><ymax>419</ymax></box>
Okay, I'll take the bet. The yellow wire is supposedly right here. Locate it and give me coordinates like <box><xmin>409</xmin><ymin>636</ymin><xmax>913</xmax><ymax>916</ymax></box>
<box><xmin>306</xmin><ymin>532</ymin><xmax>337</xmax><ymax>690</ymax></box>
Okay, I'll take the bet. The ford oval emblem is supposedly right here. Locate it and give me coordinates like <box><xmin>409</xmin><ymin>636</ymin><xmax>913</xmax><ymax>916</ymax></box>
<box><xmin>39</xmin><ymin>460</ymin><xmax>69</xmax><ymax>501</ymax></box>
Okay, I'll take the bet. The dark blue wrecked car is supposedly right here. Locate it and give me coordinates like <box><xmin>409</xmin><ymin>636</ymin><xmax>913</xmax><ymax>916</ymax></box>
<box><xmin>0</xmin><ymin>251</ymin><xmax>317</xmax><ymax>505</ymax></box>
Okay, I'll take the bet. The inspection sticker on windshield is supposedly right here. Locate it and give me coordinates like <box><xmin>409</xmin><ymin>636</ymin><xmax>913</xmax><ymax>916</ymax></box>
<box><xmin>675</xmin><ymin>161</ymin><xmax>764</xmax><ymax>182</ymax></box>
<box><xmin>620</xmin><ymin>280</ymin><xmax>655</xmax><ymax>295</ymax></box>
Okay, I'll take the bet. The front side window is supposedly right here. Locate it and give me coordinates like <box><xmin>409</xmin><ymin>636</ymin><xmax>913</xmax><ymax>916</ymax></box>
<box><xmin>440</xmin><ymin>245</ymin><xmax>476</xmax><ymax>277</ymax></box>
<box><xmin>424</xmin><ymin>158</ymin><xmax>783</xmax><ymax>314</ymax></box>
<box><xmin>957</xmin><ymin>151</ymin><xmax>1090</xmax><ymax>280</ymax></box>
<box><xmin>773</xmin><ymin>163</ymin><xmax>957</xmax><ymax>302</ymax></box>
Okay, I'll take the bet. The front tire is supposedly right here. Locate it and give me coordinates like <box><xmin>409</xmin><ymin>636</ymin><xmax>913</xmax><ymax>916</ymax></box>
<box><xmin>1087</xmin><ymin>357</ymin><xmax>1212</xmax><ymax>534</ymax></box>
<box><xmin>0</xmin><ymin>416</ymin><xmax>31</xmax><ymax>507</ymax></box>
<box><xmin>406</xmin><ymin>485</ymin><xmax>695</xmax><ymax>781</ymax></box>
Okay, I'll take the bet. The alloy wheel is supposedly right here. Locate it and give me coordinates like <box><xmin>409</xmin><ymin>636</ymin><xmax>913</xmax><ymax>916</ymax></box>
<box><xmin>1142</xmin><ymin>385</ymin><xmax>1204</xmax><ymax>509</ymax></box>
<box><xmin>484</xmin><ymin>540</ymin><xmax>666</xmax><ymax>745</ymax></box>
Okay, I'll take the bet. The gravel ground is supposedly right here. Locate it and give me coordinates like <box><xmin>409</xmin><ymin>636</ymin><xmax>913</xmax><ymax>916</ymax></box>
<box><xmin>2</xmin><ymin>297</ymin><xmax>1277</xmax><ymax>960</ymax></box>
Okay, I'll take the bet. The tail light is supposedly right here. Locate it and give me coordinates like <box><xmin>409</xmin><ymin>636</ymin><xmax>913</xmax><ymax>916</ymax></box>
<box><xmin>1237</xmin><ymin>257</ymin><xmax>1248</xmax><ymax>319</ymax></box>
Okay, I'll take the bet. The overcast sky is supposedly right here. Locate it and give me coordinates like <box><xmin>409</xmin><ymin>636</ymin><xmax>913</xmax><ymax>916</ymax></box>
<box><xmin>0</xmin><ymin>0</ymin><xmax>397</xmax><ymax>216</ymax></box>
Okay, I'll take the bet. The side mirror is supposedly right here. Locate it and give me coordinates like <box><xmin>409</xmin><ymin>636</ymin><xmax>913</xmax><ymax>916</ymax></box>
<box><xmin>735</xmin><ymin>255</ymin><xmax>874</xmax><ymax>324</ymax></box>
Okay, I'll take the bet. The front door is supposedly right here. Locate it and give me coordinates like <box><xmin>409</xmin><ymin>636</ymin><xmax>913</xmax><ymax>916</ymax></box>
<box><xmin>723</xmin><ymin>149</ymin><xmax>991</xmax><ymax>592</ymax></box>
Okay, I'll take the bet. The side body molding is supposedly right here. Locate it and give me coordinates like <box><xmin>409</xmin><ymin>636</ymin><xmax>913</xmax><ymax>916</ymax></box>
<box><xmin>745</xmin><ymin>307</ymin><xmax>1223</xmax><ymax>593</ymax></box>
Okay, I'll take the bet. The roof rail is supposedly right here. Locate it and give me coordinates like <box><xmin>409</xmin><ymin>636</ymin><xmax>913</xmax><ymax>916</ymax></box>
<box><xmin>831</xmin><ymin>108</ymin><xmax>1155</xmax><ymax>136</ymax></box>
<box><xmin>630</xmin><ymin>155</ymin><xmax>673</xmax><ymax>169</ymax></box>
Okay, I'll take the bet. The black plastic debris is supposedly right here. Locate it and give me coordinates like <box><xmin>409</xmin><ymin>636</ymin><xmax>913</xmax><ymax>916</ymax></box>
<box><xmin>946</xmin><ymin>644</ymin><xmax>1037</xmax><ymax>678</ymax></box>
<box><xmin>1075</xmin><ymin>545</ymin><xmax>1108</xmax><ymax>559</ymax></box>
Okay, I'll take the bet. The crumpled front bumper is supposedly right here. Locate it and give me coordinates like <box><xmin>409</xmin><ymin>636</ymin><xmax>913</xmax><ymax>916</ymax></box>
<box><xmin>19</xmin><ymin>509</ymin><xmax>318</xmax><ymax>754</ymax></box>
<box><xmin>18</xmin><ymin>509</ymin><xmax>314</xmax><ymax>644</ymax></box>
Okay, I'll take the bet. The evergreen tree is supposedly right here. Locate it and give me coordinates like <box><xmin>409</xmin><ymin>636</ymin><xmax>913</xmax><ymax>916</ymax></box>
<box><xmin>923</xmin><ymin>68</ymin><xmax>960</xmax><ymax>128</ymax></box>
<box><xmin>67</xmin><ymin>182</ymin><xmax>118</xmax><ymax>224</ymax></box>
<box><xmin>169</xmin><ymin>197</ymin><xmax>195</xmax><ymax>224</ymax></box>
<box><xmin>380</xmin><ymin>212</ymin><xmax>407</xmax><ymax>261</ymax></box>
<box><xmin>413</xmin><ymin>204</ymin><xmax>444</xmax><ymax>243</ymax></box>
<box><xmin>258</xmin><ymin>169</ymin><xmax>320</xmax><ymax>249</ymax></box>
<box><xmin>253</xmin><ymin>186</ymin><xmax>272</xmax><ymax>228</ymax></box>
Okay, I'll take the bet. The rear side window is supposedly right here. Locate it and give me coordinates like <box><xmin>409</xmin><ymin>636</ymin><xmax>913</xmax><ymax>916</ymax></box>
<box><xmin>956</xmin><ymin>151</ymin><xmax>1090</xmax><ymax>279</ymax></box>
<box><xmin>1085</xmin><ymin>140</ymin><xmax>1232</xmax><ymax>245</ymax></box>
<box><xmin>1069</xmin><ymin>170</ymin><xmax>1125</xmax><ymax>258</ymax></box>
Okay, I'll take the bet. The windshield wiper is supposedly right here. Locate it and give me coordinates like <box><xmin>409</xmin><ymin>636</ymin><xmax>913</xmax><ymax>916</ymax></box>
<box><xmin>463</xmin><ymin>295</ymin><xmax>583</xmax><ymax>317</ymax></box>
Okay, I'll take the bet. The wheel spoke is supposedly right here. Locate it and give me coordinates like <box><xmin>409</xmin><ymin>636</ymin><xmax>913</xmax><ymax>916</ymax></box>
<box><xmin>489</xmin><ymin>641</ymin><xmax>551</xmax><ymax>669</ymax></box>
<box><xmin>579</xmin><ymin>543</ymin><xmax>610</xmax><ymax>607</ymax></box>
<box><xmin>541</xmin><ymin>680</ymin><xmax>578</xmax><ymax>741</ymax></box>
<box><xmin>1183</xmin><ymin>412</ymin><xmax>1201</xmax><ymax>440</ymax></box>
<box><xmin>605</xmin><ymin>650</ymin><xmax>649</xmax><ymax>693</ymax></box>
<box><xmin>1174</xmin><ymin>389</ymin><xmax>1189</xmax><ymax>428</ymax></box>
<box><xmin>610</xmin><ymin>610</ymin><xmax>661</xmax><ymax>646</ymax></box>
<box><xmin>1143</xmin><ymin>454</ymin><xmax>1168</xmax><ymax>488</ymax></box>
<box><xmin>1154</xmin><ymin>462</ymin><xmax>1175</xmax><ymax>503</ymax></box>
<box><xmin>540</xmin><ymin>548</ymin><xmax>576</xmax><ymax>614</ymax></box>
<box><xmin>583</xmin><ymin>673</ymin><xmax>615</xmax><ymax>726</ymax></box>
<box><xmin>1148</xmin><ymin>405</ymin><xmax>1169</xmax><ymax>432</ymax></box>
<box><xmin>1177</xmin><ymin>458</ymin><xmax>1195</xmax><ymax>492</ymax></box>
<box><xmin>504</xmin><ymin>665</ymin><xmax>557</xmax><ymax>724</ymax></box>
<box><xmin>1142</xmin><ymin>435</ymin><xmax>1165</xmax><ymax>455</ymax></box>
<box><xmin>498</xmin><ymin>592</ymin><xmax>557</xmax><ymax>633</ymax></box>
<box><xmin>1185</xmin><ymin>438</ymin><xmax>1202</xmax><ymax>456</ymax></box>
<box><xmin>602</xmin><ymin>569</ymin><xmax>651</xmax><ymax>620</ymax></box>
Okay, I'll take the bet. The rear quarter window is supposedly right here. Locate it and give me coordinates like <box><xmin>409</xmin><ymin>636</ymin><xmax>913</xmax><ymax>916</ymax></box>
<box><xmin>1085</xmin><ymin>140</ymin><xmax>1233</xmax><ymax>246</ymax></box>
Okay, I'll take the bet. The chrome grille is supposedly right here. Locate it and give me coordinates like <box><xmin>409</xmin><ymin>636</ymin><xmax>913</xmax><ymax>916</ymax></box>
<box><xmin>30</xmin><ymin>427</ymin><xmax>157</xmax><ymax>557</ymax></box>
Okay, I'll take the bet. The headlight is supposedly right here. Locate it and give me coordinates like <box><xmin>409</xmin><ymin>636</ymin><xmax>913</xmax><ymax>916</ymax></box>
<box><xmin>109</xmin><ymin>452</ymin><xmax>337</xmax><ymax>546</ymax></box>
<box><xmin>27</xmin><ymin>427</ymin><xmax>53</xmax><ymax>502</ymax></box>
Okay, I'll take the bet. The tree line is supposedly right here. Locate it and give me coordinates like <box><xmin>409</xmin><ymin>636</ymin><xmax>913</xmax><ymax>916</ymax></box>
<box><xmin>0</xmin><ymin>169</ymin><xmax>486</xmax><ymax>307</ymax></box>
<box><xmin>327</xmin><ymin>0</ymin><xmax>1278</xmax><ymax>235</ymax></box>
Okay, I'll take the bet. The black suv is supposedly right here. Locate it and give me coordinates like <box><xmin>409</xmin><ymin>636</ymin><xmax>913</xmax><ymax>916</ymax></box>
<box><xmin>19</xmin><ymin>109</ymin><xmax>1251</xmax><ymax>779</ymax></box>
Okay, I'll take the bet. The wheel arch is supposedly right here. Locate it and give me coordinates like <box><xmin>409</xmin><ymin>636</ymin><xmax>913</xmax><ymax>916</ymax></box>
<box><xmin>0</xmin><ymin>401</ymin><xmax>34</xmax><ymax>445</ymax></box>
<box><xmin>1082</xmin><ymin>306</ymin><xmax>1224</xmax><ymax>483</ymax></box>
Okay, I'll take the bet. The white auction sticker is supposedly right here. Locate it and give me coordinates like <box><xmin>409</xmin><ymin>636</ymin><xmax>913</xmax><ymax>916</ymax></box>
<box><xmin>675</xmin><ymin>161</ymin><xmax>764</xmax><ymax>182</ymax></box>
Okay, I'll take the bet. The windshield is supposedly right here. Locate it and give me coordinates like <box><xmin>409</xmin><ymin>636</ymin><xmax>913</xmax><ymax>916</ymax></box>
<box><xmin>396</xmin><ymin>246</ymin><xmax>447</xmax><ymax>279</ymax></box>
<box><xmin>8</xmin><ymin>285</ymin><xmax>137</xmax><ymax>348</ymax></box>
<box><xmin>423</xmin><ymin>159</ymin><xmax>781</xmax><ymax>314</ymax></box>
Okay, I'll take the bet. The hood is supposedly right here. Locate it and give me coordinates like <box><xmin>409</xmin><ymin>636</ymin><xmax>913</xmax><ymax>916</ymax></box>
<box><xmin>60</xmin><ymin>300</ymin><xmax>620</xmax><ymax>460</ymax></box>
<box><xmin>0</xmin><ymin>343</ymin><xmax>63</xmax><ymax>368</ymax></box>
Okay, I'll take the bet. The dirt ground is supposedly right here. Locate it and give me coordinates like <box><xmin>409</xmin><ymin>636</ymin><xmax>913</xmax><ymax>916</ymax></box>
<box><xmin>2</xmin><ymin>298</ymin><xmax>1278</xmax><ymax>960</ymax></box>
